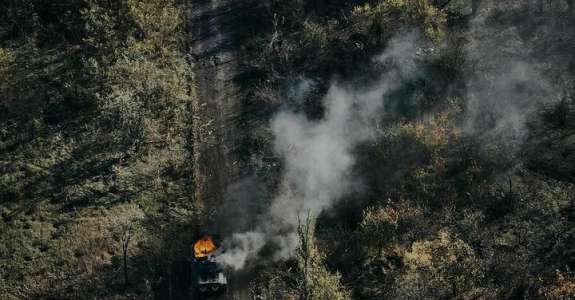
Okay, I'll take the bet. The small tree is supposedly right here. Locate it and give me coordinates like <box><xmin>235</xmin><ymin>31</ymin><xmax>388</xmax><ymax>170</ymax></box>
<box><xmin>0</xmin><ymin>48</ymin><xmax>14</xmax><ymax>86</ymax></box>
<box><xmin>296</xmin><ymin>215</ymin><xmax>351</xmax><ymax>300</ymax></box>
<box><xmin>107</xmin><ymin>204</ymin><xmax>145</xmax><ymax>289</ymax></box>
<box><xmin>395</xmin><ymin>229</ymin><xmax>487</xmax><ymax>298</ymax></box>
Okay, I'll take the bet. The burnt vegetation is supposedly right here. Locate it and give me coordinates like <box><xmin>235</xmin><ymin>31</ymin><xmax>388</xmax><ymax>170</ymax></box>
<box><xmin>2</xmin><ymin>0</ymin><xmax>575</xmax><ymax>299</ymax></box>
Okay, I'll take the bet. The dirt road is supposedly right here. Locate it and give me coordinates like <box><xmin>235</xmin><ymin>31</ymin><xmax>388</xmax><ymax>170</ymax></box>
<box><xmin>189</xmin><ymin>0</ymin><xmax>242</xmax><ymax>211</ymax></box>
<box><xmin>188</xmin><ymin>0</ymin><xmax>253</xmax><ymax>299</ymax></box>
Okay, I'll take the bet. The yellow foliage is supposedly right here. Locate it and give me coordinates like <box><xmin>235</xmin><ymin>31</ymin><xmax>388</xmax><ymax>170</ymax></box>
<box><xmin>404</xmin><ymin>229</ymin><xmax>474</xmax><ymax>270</ymax></box>
<box><xmin>362</xmin><ymin>199</ymin><xmax>423</xmax><ymax>231</ymax></box>
<box><xmin>543</xmin><ymin>271</ymin><xmax>575</xmax><ymax>299</ymax></box>
<box><xmin>360</xmin><ymin>199</ymin><xmax>423</xmax><ymax>259</ymax></box>
<box><xmin>0</xmin><ymin>48</ymin><xmax>14</xmax><ymax>86</ymax></box>
<box><xmin>401</xmin><ymin>111</ymin><xmax>458</xmax><ymax>152</ymax></box>
<box><xmin>399</xmin><ymin>112</ymin><xmax>460</xmax><ymax>198</ymax></box>
<box><xmin>128</xmin><ymin>0</ymin><xmax>182</xmax><ymax>52</ymax></box>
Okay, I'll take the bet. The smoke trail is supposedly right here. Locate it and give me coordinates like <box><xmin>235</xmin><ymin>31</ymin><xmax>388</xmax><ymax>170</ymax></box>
<box><xmin>217</xmin><ymin>32</ymin><xmax>424</xmax><ymax>270</ymax></box>
<box><xmin>215</xmin><ymin>1</ymin><xmax>566</xmax><ymax>272</ymax></box>
<box><xmin>463</xmin><ymin>1</ymin><xmax>553</xmax><ymax>146</ymax></box>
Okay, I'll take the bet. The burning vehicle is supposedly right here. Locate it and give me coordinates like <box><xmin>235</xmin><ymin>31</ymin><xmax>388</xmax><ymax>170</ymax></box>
<box><xmin>190</xmin><ymin>235</ymin><xmax>228</xmax><ymax>296</ymax></box>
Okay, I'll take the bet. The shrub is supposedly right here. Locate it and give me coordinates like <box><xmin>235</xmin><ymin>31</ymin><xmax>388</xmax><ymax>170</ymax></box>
<box><xmin>352</xmin><ymin>0</ymin><xmax>447</xmax><ymax>45</ymax></box>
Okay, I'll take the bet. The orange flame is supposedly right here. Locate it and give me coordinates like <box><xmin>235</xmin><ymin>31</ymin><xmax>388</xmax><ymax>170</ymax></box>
<box><xmin>194</xmin><ymin>235</ymin><xmax>217</xmax><ymax>258</ymax></box>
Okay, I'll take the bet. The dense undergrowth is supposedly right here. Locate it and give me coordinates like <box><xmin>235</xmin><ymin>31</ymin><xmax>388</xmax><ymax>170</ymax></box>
<box><xmin>235</xmin><ymin>0</ymin><xmax>575</xmax><ymax>299</ymax></box>
<box><xmin>2</xmin><ymin>0</ymin><xmax>575</xmax><ymax>299</ymax></box>
<box><xmin>1</xmin><ymin>1</ymin><xmax>200</xmax><ymax>299</ymax></box>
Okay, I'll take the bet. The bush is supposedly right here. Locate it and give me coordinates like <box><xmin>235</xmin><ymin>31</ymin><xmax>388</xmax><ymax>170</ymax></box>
<box><xmin>352</xmin><ymin>0</ymin><xmax>447</xmax><ymax>45</ymax></box>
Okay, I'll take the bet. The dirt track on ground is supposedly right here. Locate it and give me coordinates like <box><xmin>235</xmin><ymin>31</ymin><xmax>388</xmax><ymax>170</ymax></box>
<box><xmin>189</xmin><ymin>0</ymin><xmax>242</xmax><ymax>213</ymax></box>
<box><xmin>188</xmin><ymin>0</ymin><xmax>252</xmax><ymax>299</ymax></box>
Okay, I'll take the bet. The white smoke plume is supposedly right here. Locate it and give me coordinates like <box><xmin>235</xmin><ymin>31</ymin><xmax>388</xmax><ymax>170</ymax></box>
<box><xmin>217</xmin><ymin>32</ymin><xmax>424</xmax><ymax>270</ymax></box>
<box><xmin>463</xmin><ymin>1</ymin><xmax>554</xmax><ymax>144</ymax></box>
<box><xmin>216</xmin><ymin>1</ymin><xmax>566</xmax><ymax>271</ymax></box>
<box><xmin>216</xmin><ymin>231</ymin><xmax>266</xmax><ymax>271</ymax></box>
